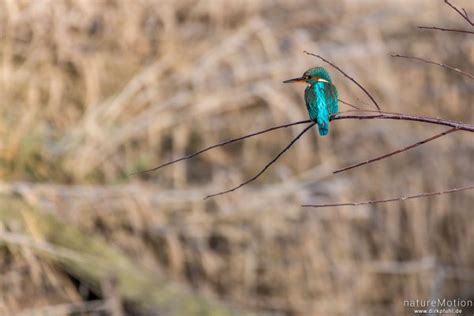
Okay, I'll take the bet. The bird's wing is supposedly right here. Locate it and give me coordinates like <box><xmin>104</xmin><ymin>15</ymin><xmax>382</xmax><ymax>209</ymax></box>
<box><xmin>304</xmin><ymin>85</ymin><xmax>318</xmax><ymax>121</ymax></box>
<box><xmin>324</xmin><ymin>83</ymin><xmax>339</xmax><ymax>115</ymax></box>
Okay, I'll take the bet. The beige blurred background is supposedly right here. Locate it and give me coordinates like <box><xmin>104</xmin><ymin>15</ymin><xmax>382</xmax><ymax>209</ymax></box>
<box><xmin>0</xmin><ymin>0</ymin><xmax>473</xmax><ymax>315</ymax></box>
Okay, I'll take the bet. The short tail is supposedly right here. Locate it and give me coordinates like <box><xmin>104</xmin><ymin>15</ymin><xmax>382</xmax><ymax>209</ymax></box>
<box><xmin>317</xmin><ymin>120</ymin><xmax>329</xmax><ymax>136</ymax></box>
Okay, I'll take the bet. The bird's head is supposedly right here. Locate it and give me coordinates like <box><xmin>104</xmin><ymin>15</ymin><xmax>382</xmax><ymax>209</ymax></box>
<box><xmin>283</xmin><ymin>67</ymin><xmax>332</xmax><ymax>85</ymax></box>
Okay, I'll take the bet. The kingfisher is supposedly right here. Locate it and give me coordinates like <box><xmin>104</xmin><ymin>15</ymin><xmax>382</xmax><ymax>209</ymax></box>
<box><xmin>284</xmin><ymin>67</ymin><xmax>338</xmax><ymax>136</ymax></box>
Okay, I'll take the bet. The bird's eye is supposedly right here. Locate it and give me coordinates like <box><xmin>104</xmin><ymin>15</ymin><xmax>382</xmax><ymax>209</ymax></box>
<box><xmin>305</xmin><ymin>75</ymin><xmax>311</xmax><ymax>80</ymax></box>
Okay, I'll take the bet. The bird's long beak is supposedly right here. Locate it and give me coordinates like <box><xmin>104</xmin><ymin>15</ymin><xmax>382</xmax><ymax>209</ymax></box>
<box><xmin>283</xmin><ymin>76</ymin><xmax>305</xmax><ymax>83</ymax></box>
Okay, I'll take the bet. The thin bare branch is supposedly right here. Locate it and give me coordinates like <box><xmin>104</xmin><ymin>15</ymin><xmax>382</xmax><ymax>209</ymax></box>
<box><xmin>444</xmin><ymin>0</ymin><xmax>474</xmax><ymax>26</ymax></box>
<box><xmin>331</xmin><ymin>111</ymin><xmax>474</xmax><ymax>132</ymax></box>
<box><xmin>418</xmin><ymin>26</ymin><xmax>474</xmax><ymax>34</ymax></box>
<box><xmin>133</xmin><ymin>110</ymin><xmax>473</xmax><ymax>178</ymax></box>
<box><xmin>391</xmin><ymin>54</ymin><xmax>474</xmax><ymax>80</ymax></box>
<box><xmin>333</xmin><ymin>127</ymin><xmax>458</xmax><ymax>174</ymax></box>
<box><xmin>204</xmin><ymin>122</ymin><xmax>316</xmax><ymax>199</ymax></box>
<box><xmin>133</xmin><ymin>108</ymin><xmax>472</xmax><ymax>200</ymax></box>
<box><xmin>462</xmin><ymin>8</ymin><xmax>471</xmax><ymax>23</ymax></box>
<box><xmin>303</xmin><ymin>51</ymin><xmax>381</xmax><ymax>111</ymax></box>
<box><xmin>338</xmin><ymin>99</ymin><xmax>361</xmax><ymax>110</ymax></box>
<box><xmin>131</xmin><ymin>119</ymin><xmax>311</xmax><ymax>175</ymax></box>
<box><xmin>302</xmin><ymin>185</ymin><xmax>474</xmax><ymax>208</ymax></box>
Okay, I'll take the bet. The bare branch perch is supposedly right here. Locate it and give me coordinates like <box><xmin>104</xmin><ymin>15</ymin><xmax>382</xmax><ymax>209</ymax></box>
<box><xmin>202</xmin><ymin>111</ymin><xmax>472</xmax><ymax>199</ymax></box>
<box><xmin>302</xmin><ymin>185</ymin><xmax>474</xmax><ymax>208</ymax></box>
<box><xmin>303</xmin><ymin>51</ymin><xmax>381</xmax><ymax>111</ymax></box>
<box><xmin>132</xmin><ymin>99</ymin><xmax>359</xmax><ymax>176</ymax></box>
<box><xmin>131</xmin><ymin>119</ymin><xmax>311</xmax><ymax>175</ymax></box>
<box><xmin>418</xmin><ymin>26</ymin><xmax>474</xmax><ymax>34</ymax></box>
<box><xmin>391</xmin><ymin>54</ymin><xmax>474</xmax><ymax>80</ymax></box>
<box><xmin>333</xmin><ymin>127</ymin><xmax>458</xmax><ymax>174</ymax></box>
<box><xmin>134</xmin><ymin>109</ymin><xmax>473</xmax><ymax>199</ymax></box>
<box><xmin>204</xmin><ymin>122</ymin><xmax>316</xmax><ymax>199</ymax></box>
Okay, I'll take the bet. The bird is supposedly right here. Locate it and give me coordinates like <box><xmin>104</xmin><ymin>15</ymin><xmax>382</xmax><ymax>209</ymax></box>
<box><xmin>284</xmin><ymin>67</ymin><xmax>338</xmax><ymax>136</ymax></box>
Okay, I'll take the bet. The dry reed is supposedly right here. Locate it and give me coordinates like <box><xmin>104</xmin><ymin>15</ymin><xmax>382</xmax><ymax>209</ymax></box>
<box><xmin>0</xmin><ymin>0</ymin><xmax>473</xmax><ymax>315</ymax></box>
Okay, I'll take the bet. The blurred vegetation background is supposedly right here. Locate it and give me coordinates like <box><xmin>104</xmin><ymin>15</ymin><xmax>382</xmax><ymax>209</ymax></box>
<box><xmin>0</xmin><ymin>0</ymin><xmax>473</xmax><ymax>315</ymax></box>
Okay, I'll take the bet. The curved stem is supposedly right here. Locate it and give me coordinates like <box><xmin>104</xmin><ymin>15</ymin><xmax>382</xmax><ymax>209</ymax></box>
<box><xmin>204</xmin><ymin>122</ymin><xmax>316</xmax><ymax>199</ymax></box>
<box><xmin>333</xmin><ymin>127</ymin><xmax>458</xmax><ymax>174</ymax></box>
<box><xmin>418</xmin><ymin>26</ymin><xmax>474</xmax><ymax>34</ymax></box>
<box><xmin>302</xmin><ymin>185</ymin><xmax>474</xmax><ymax>208</ymax></box>
<box><xmin>391</xmin><ymin>54</ymin><xmax>474</xmax><ymax>80</ymax></box>
<box><xmin>444</xmin><ymin>0</ymin><xmax>474</xmax><ymax>26</ymax></box>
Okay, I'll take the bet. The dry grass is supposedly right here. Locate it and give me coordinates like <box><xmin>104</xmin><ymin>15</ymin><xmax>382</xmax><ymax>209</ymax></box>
<box><xmin>0</xmin><ymin>0</ymin><xmax>473</xmax><ymax>315</ymax></box>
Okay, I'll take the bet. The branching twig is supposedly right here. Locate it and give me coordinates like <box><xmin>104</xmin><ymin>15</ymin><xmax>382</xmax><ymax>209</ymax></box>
<box><xmin>338</xmin><ymin>99</ymin><xmax>361</xmax><ymax>110</ymax></box>
<box><xmin>391</xmin><ymin>54</ymin><xmax>474</xmax><ymax>80</ymax></box>
<box><xmin>462</xmin><ymin>8</ymin><xmax>471</xmax><ymax>23</ymax></box>
<box><xmin>417</xmin><ymin>26</ymin><xmax>474</xmax><ymax>34</ymax></box>
<box><xmin>204</xmin><ymin>122</ymin><xmax>316</xmax><ymax>199</ymax></box>
<box><xmin>333</xmin><ymin>127</ymin><xmax>458</xmax><ymax>174</ymax></box>
<box><xmin>303</xmin><ymin>51</ymin><xmax>381</xmax><ymax>111</ymax></box>
<box><xmin>131</xmin><ymin>100</ymin><xmax>359</xmax><ymax>176</ymax></box>
<box><xmin>418</xmin><ymin>2</ymin><xmax>474</xmax><ymax>34</ymax></box>
<box><xmin>134</xmin><ymin>109</ymin><xmax>473</xmax><ymax>191</ymax></box>
<box><xmin>301</xmin><ymin>185</ymin><xmax>474</xmax><ymax>208</ymax></box>
<box><xmin>444</xmin><ymin>0</ymin><xmax>474</xmax><ymax>26</ymax></box>
<box><xmin>131</xmin><ymin>119</ymin><xmax>312</xmax><ymax>175</ymax></box>
<box><xmin>204</xmin><ymin>110</ymin><xmax>474</xmax><ymax>199</ymax></box>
